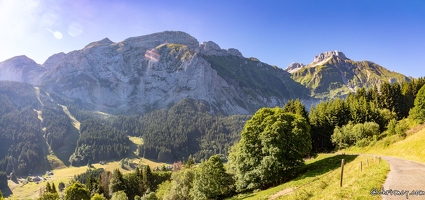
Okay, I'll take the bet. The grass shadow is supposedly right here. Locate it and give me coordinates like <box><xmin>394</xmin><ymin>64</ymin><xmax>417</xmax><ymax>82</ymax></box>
<box><xmin>227</xmin><ymin>154</ymin><xmax>358</xmax><ymax>199</ymax></box>
<box><xmin>1</xmin><ymin>185</ymin><xmax>13</xmax><ymax>197</ymax></box>
<box><xmin>52</xmin><ymin>126</ymin><xmax>80</xmax><ymax>167</ymax></box>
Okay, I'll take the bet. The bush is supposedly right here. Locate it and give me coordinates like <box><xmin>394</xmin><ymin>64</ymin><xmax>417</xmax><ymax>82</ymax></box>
<box><xmin>356</xmin><ymin>138</ymin><xmax>370</xmax><ymax>147</ymax></box>
<box><xmin>395</xmin><ymin>122</ymin><xmax>409</xmax><ymax>138</ymax></box>
<box><xmin>387</xmin><ymin>119</ymin><xmax>397</xmax><ymax>135</ymax></box>
<box><xmin>331</xmin><ymin>121</ymin><xmax>380</xmax><ymax>149</ymax></box>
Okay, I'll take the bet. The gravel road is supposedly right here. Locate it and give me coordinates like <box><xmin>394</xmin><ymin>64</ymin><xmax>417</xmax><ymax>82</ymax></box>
<box><xmin>380</xmin><ymin>156</ymin><xmax>425</xmax><ymax>200</ymax></box>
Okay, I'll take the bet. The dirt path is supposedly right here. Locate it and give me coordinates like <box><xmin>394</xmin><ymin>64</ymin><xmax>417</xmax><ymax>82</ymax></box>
<box><xmin>380</xmin><ymin>156</ymin><xmax>425</xmax><ymax>200</ymax></box>
<box><xmin>269</xmin><ymin>188</ymin><xmax>294</xmax><ymax>200</ymax></box>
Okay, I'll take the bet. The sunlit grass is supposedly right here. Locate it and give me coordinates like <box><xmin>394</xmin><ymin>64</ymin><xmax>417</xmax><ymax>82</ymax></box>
<box><xmin>128</xmin><ymin>136</ymin><xmax>144</xmax><ymax>145</ymax></box>
<box><xmin>367</xmin><ymin>123</ymin><xmax>425</xmax><ymax>163</ymax></box>
<box><xmin>343</xmin><ymin>122</ymin><xmax>425</xmax><ymax>163</ymax></box>
<box><xmin>228</xmin><ymin>154</ymin><xmax>389</xmax><ymax>200</ymax></box>
<box><xmin>282</xmin><ymin>156</ymin><xmax>388</xmax><ymax>200</ymax></box>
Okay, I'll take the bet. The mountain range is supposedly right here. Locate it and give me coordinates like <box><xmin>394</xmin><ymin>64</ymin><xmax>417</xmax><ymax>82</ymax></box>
<box><xmin>0</xmin><ymin>31</ymin><xmax>411</xmax><ymax>167</ymax></box>
<box><xmin>0</xmin><ymin>31</ymin><xmax>409</xmax><ymax>116</ymax></box>
<box><xmin>0</xmin><ymin>31</ymin><xmax>311</xmax><ymax>115</ymax></box>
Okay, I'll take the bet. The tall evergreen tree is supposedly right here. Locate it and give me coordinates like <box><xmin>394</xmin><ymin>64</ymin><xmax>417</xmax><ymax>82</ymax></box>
<box><xmin>51</xmin><ymin>182</ymin><xmax>57</xmax><ymax>194</ymax></box>
<box><xmin>45</xmin><ymin>182</ymin><xmax>52</xmax><ymax>193</ymax></box>
<box><xmin>409</xmin><ymin>84</ymin><xmax>425</xmax><ymax>124</ymax></box>
<box><xmin>142</xmin><ymin>166</ymin><xmax>153</xmax><ymax>191</ymax></box>
<box><xmin>282</xmin><ymin>99</ymin><xmax>309</xmax><ymax>121</ymax></box>
<box><xmin>109</xmin><ymin>169</ymin><xmax>126</xmax><ymax>196</ymax></box>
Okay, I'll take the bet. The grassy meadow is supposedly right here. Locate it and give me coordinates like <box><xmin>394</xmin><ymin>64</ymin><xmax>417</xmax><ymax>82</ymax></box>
<box><xmin>229</xmin><ymin>154</ymin><xmax>389</xmax><ymax>200</ymax></box>
<box><xmin>343</xmin><ymin>123</ymin><xmax>425</xmax><ymax>163</ymax></box>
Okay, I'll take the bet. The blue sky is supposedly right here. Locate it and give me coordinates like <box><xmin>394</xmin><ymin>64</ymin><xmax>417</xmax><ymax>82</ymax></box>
<box><xmin>1</xmin><ymin>0</ymin><xmax>424</xmax><ymax>77</ymax></box>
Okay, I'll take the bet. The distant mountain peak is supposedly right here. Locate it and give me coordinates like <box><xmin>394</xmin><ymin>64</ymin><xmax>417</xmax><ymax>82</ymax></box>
<box><xmin>0</xmin><ymin>55</ymin><xmax>45</xmax><ymax>84</ymax></box>
<box><xmin>84</xmin><ymin>38</ymin><xmax>114</xmax><ymax>49</ymax></box>
<box><xmin>123</xmin><ymin>30</ymin><xmax>200</xmax><ymax>51</ymax></box>
<box><xmin>310</xmin><ymin>50</ymin><xmax>348</xmax><ymax>67</ymax></box>
<box><xmin>2</xmin><ymin>55</ymin><xmax>38</xmax><ymax>67</ymax></box>
<box><xmin>285</xmin><ymin>62</ymin><xmax>305</xmax><ymax>73</ymax></box>
<box><xmin>199</xmin><ymin>41</ymin><xmax>243</xmax><ymax>57</ymax></box>
<box><xmin>288</xmin><ymin>50</ymin><xmax>409</xmax><ymax>99</ymax></box>
<box><xmin>42</xmin><ymin>52</ymin><xmax>66</xmax><ymax>70</ymax></box>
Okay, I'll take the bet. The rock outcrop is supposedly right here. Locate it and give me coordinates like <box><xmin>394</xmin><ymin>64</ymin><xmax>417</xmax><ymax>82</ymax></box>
<box><xmin>285</xmin><ymin>62</ymin><xmax>305</xmax><ymax>73</ymax></box>
<box><xmin>309</xmin><ymin>50</ymin><xmax>347</xmax><ymax>67</ymax></box>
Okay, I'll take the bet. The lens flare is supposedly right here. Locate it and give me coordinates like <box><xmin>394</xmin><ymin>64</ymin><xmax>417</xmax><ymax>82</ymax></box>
<box><xmin>145</xmin><ymin>49</ymin><xmax>160</xmax><ymax>62</ymax></box>
<box><xmin>47</xmin><ymin>28</ymin><xmax>63</xmax><ymax>39</ymax></box>
<box><xmin>68</xmin><ymin>22</ymin><xmax>83</xmax><ymax>37</ymax></box>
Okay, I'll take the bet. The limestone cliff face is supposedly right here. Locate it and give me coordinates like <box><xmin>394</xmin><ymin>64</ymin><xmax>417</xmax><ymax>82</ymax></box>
<box><xmin>0</xmin><ymin>31</ymin><xmax>308</xmax><ymax>115</ymax></box>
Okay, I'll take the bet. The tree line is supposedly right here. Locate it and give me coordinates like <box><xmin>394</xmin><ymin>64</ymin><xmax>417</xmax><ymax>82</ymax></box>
<box><xmin>310</xmin><ymin>77</ymin><xmax>425</xmax><ymax>152</ymax></box>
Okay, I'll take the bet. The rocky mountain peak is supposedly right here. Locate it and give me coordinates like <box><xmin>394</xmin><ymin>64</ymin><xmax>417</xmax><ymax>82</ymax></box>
<box><xmin>199</xmin><ymin>41</ymin><xmax>243</xmax><ymax>57</ymax></box>
<box><xmin>0</xmin><ymin>55</ymin><xmax>45</xmax><ymax>84</ymax></box>
<box><xmin>285</xmin><ymin>62</ymin><xmax>305</xmax><ymax>73</ymax></box>
<box><xmin>123</xmin><ymin>31</ymin><xmax>200</xmax><ymax>51</ymax></box>
<box><xmin>1</xmin><ymin>55</ymin><xmax>38</xmax><ymax>67</ymax></box>
<box><xmin>42</xmin><ymin>52</ymin><xmax>66</xmax><ymax>70</ymax></box>
<box><xmin>310</xmin><ymin>50</ymin><xmax>348</xmax><ymax>67</ymax></box>
<box><xmin>85</xmin><ymin>38</ymin><xmax>114</xmax><ymax>49</ymax></box>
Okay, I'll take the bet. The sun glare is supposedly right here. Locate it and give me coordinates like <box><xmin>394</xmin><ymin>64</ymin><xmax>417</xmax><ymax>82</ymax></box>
<box><xmin>53</xmin><ymin>31</ymin><xmax>63</xmax><ymax>39</ymax></box>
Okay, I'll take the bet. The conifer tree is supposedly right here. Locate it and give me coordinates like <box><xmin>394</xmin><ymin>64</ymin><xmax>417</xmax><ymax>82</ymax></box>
<box><xmin>109</xmin><ymin>169</ymin><xmax>126</xmax><ymax>196</ymax></box>
<box><xmin>409</xmin><ymin>84</ymin><xmax>425</xmax><ymax>124</ymax></box>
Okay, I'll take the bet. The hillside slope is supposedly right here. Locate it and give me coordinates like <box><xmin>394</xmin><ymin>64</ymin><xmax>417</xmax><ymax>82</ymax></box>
<box><xmin>348</xmin><ymin>123</ymin><xmax>425</xmax><ymax>163</ymax></box>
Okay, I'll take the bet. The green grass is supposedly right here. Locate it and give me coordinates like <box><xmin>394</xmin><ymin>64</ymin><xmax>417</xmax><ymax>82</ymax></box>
<box><xmin>343</xmin><ymin>123</ymin><xmax>425</xmax><ymax>163</ymax></box>
<box><xmin>228</xmin><ymin>154</ymin><xmax>389</xmax><ymax>200</ymax></box>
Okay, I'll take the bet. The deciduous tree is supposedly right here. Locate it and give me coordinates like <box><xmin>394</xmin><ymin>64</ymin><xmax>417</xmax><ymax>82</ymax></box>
<box><xmin>229</xmin><ymin>107</ymin><xmax>311</xmax><ymax>191</ymax></box>
<box><xmin>64</xmin><ymin>182</ymin><xmax>90</xmax><ymax>200</ymax></box>
<box><xmin>192</xmin><ymin>155</ymin><xmax>234</xmax><ymax>199</ymax></box>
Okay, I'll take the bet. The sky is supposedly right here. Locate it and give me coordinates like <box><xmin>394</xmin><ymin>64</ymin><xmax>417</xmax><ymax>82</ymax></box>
<box><xmin>1</xmin><ymin>0</ymin><xmax>424</xmax><ymax>77</ymax></box>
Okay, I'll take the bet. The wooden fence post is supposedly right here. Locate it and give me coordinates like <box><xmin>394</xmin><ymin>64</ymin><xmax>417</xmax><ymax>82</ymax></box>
<box><xmin>360</xmin><ymin>161</ymin><xmax>362</xmax><ymax>171</ymax></box>
<box><xmin>340</xmin><ymin>159</ymin><xmax>345</xmax><ymax>187</ymax></box>
<box><xmin>367</xmin><ymin>158</ymin><xmax>369</xmax><ymax>167</ymax></box>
